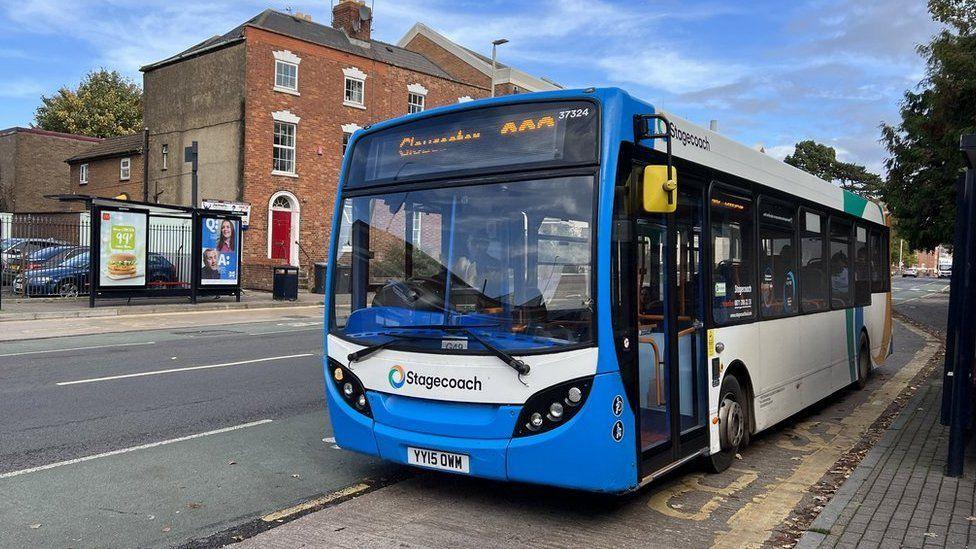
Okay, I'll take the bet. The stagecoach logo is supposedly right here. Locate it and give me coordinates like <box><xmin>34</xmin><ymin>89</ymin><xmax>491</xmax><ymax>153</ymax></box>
<box><xmin>654</xmin><ymin>119</ymin><xmax>711</xmax><ymax>151</ymax></box>
<box><xmin>388</xmin><ymin>365</ymin><xmax>406</xmax><ymax>389</ymax></box>
<box><xmin>387</xmin><ymin>365</ymin><xmax>483</xmax><ymax>392</ymax></box>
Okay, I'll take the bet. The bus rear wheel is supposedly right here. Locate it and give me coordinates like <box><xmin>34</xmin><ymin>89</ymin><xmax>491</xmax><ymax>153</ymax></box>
<box><xmin>708</xmin><ymin>374</ymin><xmax>749</xmax><ymax>473</ymax></box>
<box><xmin>855</xmin><ymin>334</ymin><xmax>871</xmax><ymax>390</ymax></box>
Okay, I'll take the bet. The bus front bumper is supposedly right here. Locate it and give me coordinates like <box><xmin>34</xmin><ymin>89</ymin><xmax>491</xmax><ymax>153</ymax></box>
<box><xmin>325</xmin><ymin>372</ymin><xmax>639</xmax><ymax>493</ymax></box>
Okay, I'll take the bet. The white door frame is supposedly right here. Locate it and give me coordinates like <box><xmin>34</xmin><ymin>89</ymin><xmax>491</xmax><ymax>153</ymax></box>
<box><xmin>267</xmin><ymin>190</ymin><xmax>300</xmax><ymax>266</ymax></box>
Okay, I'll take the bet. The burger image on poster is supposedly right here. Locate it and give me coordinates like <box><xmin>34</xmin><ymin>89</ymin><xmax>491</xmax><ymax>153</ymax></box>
<box><xmin>100</xmin><ymin>210</ymin><xmax>146</xmax><ymax>286</ymax></box>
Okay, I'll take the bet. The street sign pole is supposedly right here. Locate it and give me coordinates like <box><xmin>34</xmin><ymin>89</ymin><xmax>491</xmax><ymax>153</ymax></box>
<box><xmin>184</xmin><ymin>141</ymin><xmax>199</xmax><ymax>208</ymax></box>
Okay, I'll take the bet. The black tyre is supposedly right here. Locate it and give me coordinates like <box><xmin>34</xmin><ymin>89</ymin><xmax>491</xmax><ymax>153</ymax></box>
<box><xmin>708</xmin><ymin>374</ymin><xmax>749</xmax><ymax>473</ymax></box>
<box><xmin>855</xmin><ymin>333</ymin><xmax>871</xmax><ymax>390</ymax></box>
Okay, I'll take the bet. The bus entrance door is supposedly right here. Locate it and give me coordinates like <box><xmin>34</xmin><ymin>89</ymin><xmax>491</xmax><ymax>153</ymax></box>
<box><xmin>637</xmin><ymin>188</ymin><xmax>709</xmax><ymax>477</ymax></box>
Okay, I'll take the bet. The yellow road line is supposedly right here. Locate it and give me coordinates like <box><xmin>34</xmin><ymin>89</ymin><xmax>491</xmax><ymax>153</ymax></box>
<box><xmin>712</xmin><ymin>320</ymin><xmax>941</xmax><ymax>549</ymax></box>
<box><xmin>262</xmin><ymin>482</ymin><xmax>371</xmax><ymax>523</ymax></box>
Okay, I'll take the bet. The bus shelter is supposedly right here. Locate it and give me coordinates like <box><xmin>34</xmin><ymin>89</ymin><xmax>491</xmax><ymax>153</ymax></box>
<box><xmin>50</xmin><ymin>195</ymin><xmax>244</xmax><ymax>307</ymax></box>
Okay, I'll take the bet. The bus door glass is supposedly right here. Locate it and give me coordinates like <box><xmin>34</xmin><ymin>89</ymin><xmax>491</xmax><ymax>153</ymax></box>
<box><xmin>636</xmin><ymin>219</ymin><xmax>669</xmax><ymax>452</ymax></box>
<box><xmin>675</xmin><ymin>189</ymin><xmax>706</xmax><ymax>437</ymax></box>
<box><xmin>636</xmin><ymin>185</ymin><xmax>708</xmax><ymax>466</ymax></box>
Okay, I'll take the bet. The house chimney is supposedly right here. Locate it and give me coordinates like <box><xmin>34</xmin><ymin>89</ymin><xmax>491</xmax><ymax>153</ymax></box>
<box><xmin>332</xmin><ymin>0</ymin><xmax>372</xmax><ymax>42</ymax></box>
<box><xmin>294</xmin><ymin>11</ymin><xmax>312</xmax><ymax>22</ymax></box>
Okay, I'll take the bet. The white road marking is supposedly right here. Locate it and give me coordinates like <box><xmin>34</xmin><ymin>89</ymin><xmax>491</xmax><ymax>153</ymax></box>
<box><xmin>0</xmin><ymin>341</ymin><xmax>156</xmax><ymax>358</ymax></box>
<box><xmin>249</xmin><ymin>327</ymin><xmax>322</xmax><ymax>336</ymax></box>
<box><xmin>0</xmin><ymin>419</ymin><xmax>273</xmax><ymax>480</ymax></box>
<box><xmin>56</xmin><ymin>353</ymin><xmax>315</xmax><ymax>386</ymax></box>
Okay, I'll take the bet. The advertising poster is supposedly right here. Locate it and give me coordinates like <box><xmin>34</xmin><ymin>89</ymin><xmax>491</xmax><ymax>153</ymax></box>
<box><xmin>99</xmin><ymin>209</ymin><xmax>148</xmax><ymax>288</ymax></box>
<box><xmin>200</xmin><ymin>216</ymin><xmax>240</xmax><ymax>286</ymax></box>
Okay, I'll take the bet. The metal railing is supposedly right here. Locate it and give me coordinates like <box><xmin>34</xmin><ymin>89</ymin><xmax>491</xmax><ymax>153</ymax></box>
<box><xmin>1</xmin><ymin>211</ymin><xmax>193</xmax><ymax>298</ymax></box>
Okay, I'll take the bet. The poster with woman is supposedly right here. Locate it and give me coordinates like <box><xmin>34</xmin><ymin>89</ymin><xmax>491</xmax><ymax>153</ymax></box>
<box><xmin>200</xmin><ymin>216</ymin><xmax>240</xmax><ymax>286</ymax></box>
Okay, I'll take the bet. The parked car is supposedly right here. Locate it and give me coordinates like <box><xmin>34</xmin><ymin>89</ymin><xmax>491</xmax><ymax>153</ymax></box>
<box><xmin>14</xmin><ymin>252</ymin><xmax>179</xmax><ymax>297</ymax></box>
<box><xmin>1</xmin><ymin>238</ymin><xmax>68</xmax><ymax>283</ymax></box>
<box><xmin>902</xmin><ymin>267</ymin><xmax>918</xmax><ymax>278</ymax></box>
<box><xmin>4</xmin><ymin>245</ymin><xmax>78</xmax><ymax>278</ymax></box>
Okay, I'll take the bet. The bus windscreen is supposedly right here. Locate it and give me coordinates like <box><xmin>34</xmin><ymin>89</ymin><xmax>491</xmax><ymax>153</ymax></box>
<box><xmin>345</xmin><ymin>100</ymin><xmax>598</xmax><ymax>187</ymax></box>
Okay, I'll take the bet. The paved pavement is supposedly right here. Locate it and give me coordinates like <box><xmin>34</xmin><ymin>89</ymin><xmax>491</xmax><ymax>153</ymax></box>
<box><xmin>794</xmin><ymin>279</ymin><xmax>969</xmax><ymax>549</ymax></box>
<box><xmin>796</xmin><ymin>375</ymin><xmax>975</xmax><ymax>548</ymax></box>
<box><xmin>0</xmin><ymin>289</ymin><xmax>322</xmax><ymax>323</ymax></box>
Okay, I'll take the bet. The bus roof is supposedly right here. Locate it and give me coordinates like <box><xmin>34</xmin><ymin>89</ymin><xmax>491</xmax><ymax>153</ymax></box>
<box><xmin>350</xmin><ymin>87</ymin><xmax>885</xmax><ymax>225</ymax></box>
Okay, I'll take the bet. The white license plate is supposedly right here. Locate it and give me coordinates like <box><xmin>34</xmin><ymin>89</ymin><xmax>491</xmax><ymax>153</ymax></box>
<box><xmin>407</xmin><ymin>446</ymin><xmax>470</xmax><ymax>474</ymax></box>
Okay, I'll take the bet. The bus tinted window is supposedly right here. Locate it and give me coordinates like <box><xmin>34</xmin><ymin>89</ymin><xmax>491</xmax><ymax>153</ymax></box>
<box><xmin>711</xmin><ymin>189</ymin><xmax>754</xmax><ymax>324</ymax></box>
<box><xmin>829</xmin><ymin>218</ymin><xmax>853</xmax><ymax>308</ymax></box>
<box><xmin>854</xmin><ymin>225</ymin><xmax>871</xmax><ymax>305</ymax></box>
<box><xmin>869</xmin><ymin>229</ymin><xmax>883</xmax><ymax>292</ymax></box>
<box><xmin>759</xmin><ymin>200</ymin><xmax>797</xmax><ymax>318</ymax></box>
<box><xmin>346</xmin><ymin>101</ymin><xmax>598</xmax><ymax>187</ymax></box>
<box><xmin>800</xmin><ymin>210</ymin><xmax>828</xmax><ymax>312</ymax></box>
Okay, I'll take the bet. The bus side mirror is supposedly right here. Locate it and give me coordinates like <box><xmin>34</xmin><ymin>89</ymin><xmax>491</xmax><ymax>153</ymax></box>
<box><xmin>642</xmin><ymin>165</ymin><xmax>678</xmax><ymax>213</ymax></box>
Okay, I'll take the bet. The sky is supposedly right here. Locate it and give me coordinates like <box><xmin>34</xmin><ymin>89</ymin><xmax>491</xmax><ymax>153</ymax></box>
<box><xmin>0</xmin><ymin>0</ymin><xmax>941</xmax><ymax>174</ymax></box>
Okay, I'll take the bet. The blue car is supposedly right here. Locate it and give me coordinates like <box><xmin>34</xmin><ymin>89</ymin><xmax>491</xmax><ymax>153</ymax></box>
<box><xmin>14</xmin><ymin>252</ymin><xmax>180</xmax><ymax>297</ymax></box>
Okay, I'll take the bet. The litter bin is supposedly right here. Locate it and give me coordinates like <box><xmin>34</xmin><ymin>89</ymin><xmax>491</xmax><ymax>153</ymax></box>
<box><xmin>273</xmin><ymin>266</ymin><xmax>299</xmax><ymax>301</ymax></box>
<box><xmin>313</xmin><ymin>262</ymin><xmax>327</xmax><ymax>294</ymax></box>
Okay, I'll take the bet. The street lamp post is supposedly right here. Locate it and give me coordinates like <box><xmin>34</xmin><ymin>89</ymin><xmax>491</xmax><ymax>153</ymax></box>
<box><xmin>490</xmin><ymin>38</ymin><xmax>508</xmax><ymax>98</ymax></box>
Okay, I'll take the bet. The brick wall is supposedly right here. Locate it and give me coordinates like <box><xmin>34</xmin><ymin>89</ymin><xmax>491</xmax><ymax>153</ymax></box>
<box><xmin>0</xmin><ymin>131</ymin><xmax>15</xmax><ymax>211</ymax></box>
<box><xmin>402</xmin><ymin>34</ymin><xmax>491</xmax><ymax>90</ymax></box>
<box><xmin>3</xmin><ymin>130</ymin><xmax>100</xmax><ymax>212</ymax></box>
<box><xmin>238</xmin><ymin>26</ymin><xmax>488</xmax><ymax>289</ymax></box>
<box><xmin>69</xmin><ymin>154</ymin><xmax>144</xmax><ymax>201</ymax></box>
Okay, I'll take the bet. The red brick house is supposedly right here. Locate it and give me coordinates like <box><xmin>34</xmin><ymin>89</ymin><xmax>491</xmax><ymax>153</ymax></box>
<box><xmin>141</xmin><ymin>2</ymin><xmax>552</xmax><ymax>289</ymax></box>
<box><xmin>65</xmin><ymin>133</ymin><xmax>145</xmax><ymax>203</ymax></box>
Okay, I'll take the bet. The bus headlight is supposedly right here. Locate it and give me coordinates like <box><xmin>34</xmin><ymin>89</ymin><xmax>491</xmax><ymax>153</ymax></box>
<box><xmin>328</xmin><ymin>358</ymin><xmax>372</xmax><ymax>418</ymax></box>
<box><xmin>514</xmin><ymin>377</ymin><xmax>593</xmax><ymax>437</ymax></box>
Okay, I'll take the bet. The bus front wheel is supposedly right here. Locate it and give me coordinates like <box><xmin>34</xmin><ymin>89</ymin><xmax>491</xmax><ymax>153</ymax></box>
<box><xmin>708</xmin><ymin>374</ymin><xmax>749</xmax><ymax>473</ymax></box>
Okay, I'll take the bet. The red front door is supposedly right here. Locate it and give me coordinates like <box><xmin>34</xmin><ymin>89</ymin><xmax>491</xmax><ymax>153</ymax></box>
<box><xmin>271</xmin><ymin>210</ymin><xmax>292</xmax><ymax>263</ymax></box>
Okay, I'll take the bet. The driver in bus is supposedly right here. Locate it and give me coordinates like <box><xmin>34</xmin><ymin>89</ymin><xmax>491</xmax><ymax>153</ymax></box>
<box><xmin>453</xmin><ymin>234</ymin><xmax>504</xmax><ymax>297</ymax></box>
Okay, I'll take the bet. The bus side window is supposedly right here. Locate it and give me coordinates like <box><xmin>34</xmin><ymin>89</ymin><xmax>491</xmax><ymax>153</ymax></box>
<box><xmin>854</xmin><ymin>225</ymin><xmax>871</xmax><ymax>306</ymax></box>
<box><xmin>758</xmin><ymin>197</ymin><xmax>797</xmax><ymax>318</ymax></box>
<box><xmin>869</xmin><ymin>229</ymin><xmax>883</xmax><ymax>294</ymax></box>
<box><xmin>710</xmin><ymin>188</ymin><xmax>754</xmax><ymax>324</ymax></box>
<box><xmin>829</xmin><ymin>217</ymin><xmax>853</xmax><ymax>309</ymax></box>
<box><xmin>799</xmin><ymin>209</ymin><xmax>828</xmax><ymax>312</ymax></box>
<box><xmin>882</xmin><ymin>230</ymin><xmax>891</xmax><ymax>291</ymax></box>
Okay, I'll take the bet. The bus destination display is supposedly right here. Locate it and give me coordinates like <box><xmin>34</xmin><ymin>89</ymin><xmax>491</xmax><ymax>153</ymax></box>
<box><xmin>346</xmin><ymin>101</ymin><xmax>598</xmax><ymax>187</ymax></box>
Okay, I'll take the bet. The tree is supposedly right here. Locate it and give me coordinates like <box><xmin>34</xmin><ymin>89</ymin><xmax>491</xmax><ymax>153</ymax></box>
<box><xmin>784</xmin><ymin>140</ymin><xmax>837</xmax><ymax>180</ymax></box>
<box><xmin>879</xmin><ymin>0</ymin><xmax>976</xmax><ymax>251</ymax></box>
<box><xmin>784</xmin><ymin>140</ymin><xmax>883</xmax><ymax>196</ymax></box>
<box><xmin>34</xmin><ymin>70</ymin><xmax>142</xmax><ymax>138</ymax></box>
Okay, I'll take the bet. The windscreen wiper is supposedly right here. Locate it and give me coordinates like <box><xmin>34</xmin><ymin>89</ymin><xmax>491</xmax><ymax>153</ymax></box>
<box><xmin>347</xmin><ymin>333</ymin><xmax>413</xmax><ymax>363</ymax></box>
<box><xmin>387</xmin><ymin>324</ymin><xmax>530</xmax><ymax>376</ymax></box>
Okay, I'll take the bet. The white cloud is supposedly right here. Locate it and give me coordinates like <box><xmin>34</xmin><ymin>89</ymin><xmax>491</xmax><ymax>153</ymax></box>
<box><xmin>599</xmin><ymin>52</ymin><xmax>745</xmax><ymax>95</ymax></box>
<box><xmin>765</xmin><ymin>145</ymin><xmax>795</xmax><ymax>161</ymax></box>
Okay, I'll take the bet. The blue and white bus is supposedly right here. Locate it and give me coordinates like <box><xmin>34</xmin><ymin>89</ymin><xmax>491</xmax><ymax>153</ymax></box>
<box><xmin>323</xmin><ymin>88</ymin><xmax>892</xmax><ymax>492</ymax></box>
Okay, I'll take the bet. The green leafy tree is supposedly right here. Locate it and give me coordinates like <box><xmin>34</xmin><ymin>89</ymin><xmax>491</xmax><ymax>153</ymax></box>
<box><xmin>879</xmin><ymin>0</ymin><xmax>976</xmax><ymax>251</ymax></box>
<box><xmin>784</xmin><ymin>140</ymin><xmax>837</xmax><ymax>180</ymax></box>
<box><xmin>784</xmin><ymin>140</ymin><xmax>883</xmax><ymax>196</ymax></box>
<box><xmin>34</xmin><ymin>70</ymin><xmax>142</xmax><ymax>138</ymax></box>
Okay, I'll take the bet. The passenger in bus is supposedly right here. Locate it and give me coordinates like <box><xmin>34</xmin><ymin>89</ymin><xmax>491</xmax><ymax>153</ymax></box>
<box><xmin>830</xmin><ymin>251</ymin><xmax>849</xmax><ymax>297</ymax></box>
